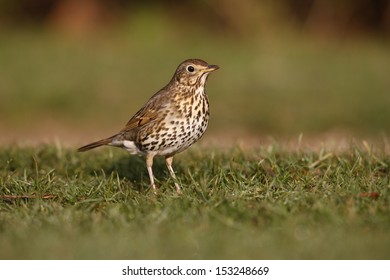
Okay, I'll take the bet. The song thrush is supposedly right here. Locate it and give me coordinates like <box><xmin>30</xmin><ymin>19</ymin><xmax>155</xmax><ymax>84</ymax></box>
<box><xmin>78</xmin><ymin>59</ymin><xmax>219</xmax><ymax>193</ymax></box>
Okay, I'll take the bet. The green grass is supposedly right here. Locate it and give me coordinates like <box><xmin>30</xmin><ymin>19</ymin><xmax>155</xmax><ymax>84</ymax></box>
<box><xmin>1</xmin><ymin>144</ymin><xmax>389</xmax><ymax>259</ymax></box>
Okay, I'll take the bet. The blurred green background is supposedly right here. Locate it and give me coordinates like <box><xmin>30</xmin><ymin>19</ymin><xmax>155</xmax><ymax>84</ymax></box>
<box><xmin>1</xmin><ymin>0</ymin><xmax>390</xmax><ymax>144</ymax></box>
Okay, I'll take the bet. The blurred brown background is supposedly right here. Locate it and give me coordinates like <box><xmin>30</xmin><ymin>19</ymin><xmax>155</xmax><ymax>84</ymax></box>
<box><xmin>2</xmin><ymin>0</ymin><xmax>390</xmax><ymax>36</ymax></box>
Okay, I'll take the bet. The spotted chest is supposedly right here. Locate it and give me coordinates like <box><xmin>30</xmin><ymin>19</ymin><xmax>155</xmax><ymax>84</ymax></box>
<box><xmin>137</xmin><ymin>89</ymin><xmax>210</xmax><ymax>156</ymax></box>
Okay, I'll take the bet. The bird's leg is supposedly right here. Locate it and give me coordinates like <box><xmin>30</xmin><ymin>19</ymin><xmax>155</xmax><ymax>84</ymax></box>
<box><xmin>165</xmin><ymin>156</ymin><xmax>182</xmax><ymax>194</ymax></box>
<box><xmin>146</xmin><ymin>153</ymin><xmax>157</xmax><ymax>193</ymax></box>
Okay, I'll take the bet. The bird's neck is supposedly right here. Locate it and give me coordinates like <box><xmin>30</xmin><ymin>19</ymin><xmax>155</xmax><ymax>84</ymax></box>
<box><xmin>167</xmin><ymin>80</ymin><xmax>207</xmax><ymax>98</ymax></box>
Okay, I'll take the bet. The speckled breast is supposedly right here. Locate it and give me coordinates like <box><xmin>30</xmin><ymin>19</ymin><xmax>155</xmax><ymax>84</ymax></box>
<box><xmin>137</xmin><ymin>91</ymin><xmax>210</xmax><ymax>156</ymax></box>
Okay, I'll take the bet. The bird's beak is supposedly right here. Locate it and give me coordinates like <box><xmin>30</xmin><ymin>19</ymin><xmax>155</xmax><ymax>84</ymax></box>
<box><xmin>203</xmin><ymin>64</ymin><xmax>219</xmax><ymax>73</ymax></box>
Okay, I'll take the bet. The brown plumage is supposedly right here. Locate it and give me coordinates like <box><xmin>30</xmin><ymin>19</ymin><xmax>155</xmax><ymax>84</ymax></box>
<box><xmin>78</xmin><ymin>59</ymin><xmax>219</xmax><ymax>193</ymax></box>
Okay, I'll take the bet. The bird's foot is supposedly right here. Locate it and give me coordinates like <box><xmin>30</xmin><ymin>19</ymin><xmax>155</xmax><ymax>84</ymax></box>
<box><xmin>175</xmin><ymin>183</ymin><xmax>182</xmax><ymax>195</ymax></box>
<box><xmin>151</xmin><ymin>183</ymin><xmax>158</xmax><ymax>195</ymax></box>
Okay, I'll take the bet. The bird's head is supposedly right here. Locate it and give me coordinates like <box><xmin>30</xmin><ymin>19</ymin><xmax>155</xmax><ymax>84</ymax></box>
<box><xmin>172</xmin><ymin>59</ymin><xmax>219</xmax><ymax>88</ymax></box>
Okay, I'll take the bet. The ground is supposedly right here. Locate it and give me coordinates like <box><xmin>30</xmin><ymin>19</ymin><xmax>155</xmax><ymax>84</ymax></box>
<box><xmin>1</xmin><ymin>140</ymin><xmax>389</xmax><ymax>259</ymax></box>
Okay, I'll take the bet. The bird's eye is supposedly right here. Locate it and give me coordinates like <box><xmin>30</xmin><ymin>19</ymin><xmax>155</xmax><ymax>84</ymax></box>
<box><xmin>187</xmin><ymin>65</ymin><xmax>195</xmax><ymax>72</ymax></box>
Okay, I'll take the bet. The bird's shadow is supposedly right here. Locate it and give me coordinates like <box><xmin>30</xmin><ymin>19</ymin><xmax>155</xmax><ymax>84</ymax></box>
<box><xmin>102</xmin><ymin>155</ymin><xmax>171</xmax><ymax>188</ymax></box>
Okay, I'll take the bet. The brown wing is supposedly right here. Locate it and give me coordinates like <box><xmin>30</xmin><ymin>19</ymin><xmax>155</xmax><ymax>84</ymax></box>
<box><xmin>120</xmin><ymin>88</ymin><xmax>171</xmax><ymax>133</ymax></box>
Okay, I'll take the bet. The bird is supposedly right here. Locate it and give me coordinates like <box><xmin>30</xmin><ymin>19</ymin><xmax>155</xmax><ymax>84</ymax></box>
<box><xmin>78</xmin><ymin>59</ymin><xmax>219</xmax><ymax>194</ymax></box>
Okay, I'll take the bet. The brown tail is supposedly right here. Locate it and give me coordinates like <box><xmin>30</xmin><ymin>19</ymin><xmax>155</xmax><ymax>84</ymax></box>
<box><xmin>77</xmin><ymin>136</ymin><xmax>115</xmax><ymax>152</ymax></box>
